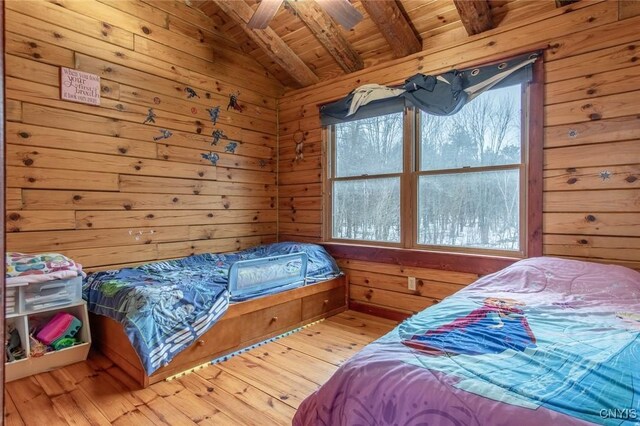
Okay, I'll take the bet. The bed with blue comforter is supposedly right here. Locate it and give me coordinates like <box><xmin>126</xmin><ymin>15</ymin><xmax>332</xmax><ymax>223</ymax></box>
<box><xmin>83</xmin><ymin>242</ymin><xmax>340</xmax><ymax>374</ymax></box>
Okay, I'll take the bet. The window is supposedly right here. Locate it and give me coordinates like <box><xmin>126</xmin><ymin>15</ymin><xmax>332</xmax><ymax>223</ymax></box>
<box><xmin>417</xmin><ymin>85</ymin><xmax>523</xmax><ymax>252</ymax></box>
<box><xmin>330</xmin><ymin>112</ymin><xmax>404</xmax><ymax>243</ymax></box>
<box><xmin>325</xmin><ymin>82</ymin><xmax>536</xmax><ymax>257</ymax></box>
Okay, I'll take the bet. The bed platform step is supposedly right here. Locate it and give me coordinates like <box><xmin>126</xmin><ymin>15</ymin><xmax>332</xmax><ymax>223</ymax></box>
<box><xmin>90</xmin><ymin>275</ymin><xmax>347</xmax><ymax>388</ymax></box>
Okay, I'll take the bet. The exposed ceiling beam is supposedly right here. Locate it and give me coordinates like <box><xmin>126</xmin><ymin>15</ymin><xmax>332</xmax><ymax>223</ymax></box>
<box><xmin>452</xmin><ymin>0</ymin><xmax>494</xmax><ymax>36</ymax></box>
<box><xmin>286</xmin><ymin>0</ymin><xmax>364</xmax><ymax>73</ymax></box>
<box><xmin>360</xmin><ymin>0</ymin><xmax>421</xmax><ymax>58</ymax></box>
<box><xmin>248</xmin><ymin>0</ymin><xmax>283</xmax><ymax>29</ymax></box>
<box><xmin>212</xmin><ymin>0</ymin><xmax>319</xmax><ymax>87</ymax></box>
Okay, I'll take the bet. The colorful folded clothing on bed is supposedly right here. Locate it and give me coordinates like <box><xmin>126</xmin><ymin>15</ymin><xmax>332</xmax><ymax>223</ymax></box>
<box><xmin>83</xmin><ymin>242</ymin><xmax>341</xmax><ymax>375</ymax></box>
<box><xmin>6</xmin><ymin>252</ymin><xmax>85</xmax><ymax>285</ymax></box>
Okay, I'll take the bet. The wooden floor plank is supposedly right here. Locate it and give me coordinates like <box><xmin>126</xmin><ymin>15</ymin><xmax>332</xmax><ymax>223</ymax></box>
<box><xmin>278</xmin><ymin>328</ymin><xmax>365</xmax><ymax>365</ymax></box>
<box><xmin>249</xmin><ymin>341</ymin><xmax>339</xmax><ymax>385</ymax></box>
<box><xmin>139</xmin><ymin>397</ymin><xmax>199</xmax><ymax>426</ymax></box>
<box><xmin>111</xmin><ymin>408</ymin><xmax>158</xmax><ymax>426</ymax></box>
<box><xmin>326</xmin><ymin>312</ymin><xmax>398</xmax><ymax>335</ymax></box>
<box><xmin>64</xmin><ymin>389</ymin><xmax>113</xmax><ymax>426</ymax></box>
<box><xmin>3</xmin><ymin>393</ymin><xmax>25</xmax><ymax>426</ymax></box>
<box><xmin>4</xmin><ymin>311</ymin><xmax>395</xmax><ymax>425</ymax></box>
<box><xmin>217</xmin><ymin>352</ymin><xmax>320</xmax><ymax>409</ymax></box>
<box><xmin>34</xmin><ymin>369</ymin><xmax>77</xmax><ymax>398</ymax></box>
<box><xmin>310</xmin><ymin>321</ymin><xmax>382</xmax><ymax>345</ymax></box>
<box><xmin>178</xmin><ymin>373</ymin><xmax>284</xmax><ymax>426</ymax></box>
<box><xmin>162</xmin><ymin>385</ymin><xmax>238</xmax><ymax>425</ymax></box>
<box><xmin>51</xmin><ymin>393</ymin><xmax>102</xmax><ymax>426</ymax></box>
<box><xmin>6</xmin><ymin>377</ymin><xmax>67</xmax><ymax>426</ymax></box>
<box><xmin>195</xmin><ymin>366</ymin><xmax>296</xmax><ymax>425</ymax></box>
<box><xmin>104</xmin><ymin>365</ymin><xmax>159</xmax><ymax>405</ymax></box>
<box><xmin>60</xmin><ymin>361</ymin><xmax>140</xmax><ymax>422</ymax></box>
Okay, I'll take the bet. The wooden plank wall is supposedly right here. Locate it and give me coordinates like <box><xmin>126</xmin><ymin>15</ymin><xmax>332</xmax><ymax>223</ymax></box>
<box><xmin>339</xmin><ymin>259</ymin><xmax>478</xmax><ymax>318</ymax></box>
<box><xmin>277</xmin><ymin>0</ymin><xmax>640</xmax><ymax>315</ymax></box>
<box><xmin>4</xmin><ymin>0</ymin><xmax>283</xmax><ymax>271</ymax></box>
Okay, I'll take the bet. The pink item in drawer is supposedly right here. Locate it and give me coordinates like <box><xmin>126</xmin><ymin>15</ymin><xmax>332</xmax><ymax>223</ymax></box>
<box><xmin>36</xmin><ymin>312</ymin><xmax>82</xmax><ymax>345</ymax></box>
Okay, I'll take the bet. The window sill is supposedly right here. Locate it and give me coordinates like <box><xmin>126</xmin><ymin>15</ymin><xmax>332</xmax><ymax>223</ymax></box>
<box><xmin>321</xmin><ymin>242</ymin><xmax>519</xmax><ymax>276</ymax></box>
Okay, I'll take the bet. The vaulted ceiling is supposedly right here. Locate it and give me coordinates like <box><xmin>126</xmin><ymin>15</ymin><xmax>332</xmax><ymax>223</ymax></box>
<box><xmin>193</xmin><ymin>0</ymin><xmax>560</xmax><ymax>90</ymax></box>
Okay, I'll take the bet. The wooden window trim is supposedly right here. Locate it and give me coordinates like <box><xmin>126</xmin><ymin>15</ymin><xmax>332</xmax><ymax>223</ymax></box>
<box><xmin>322</xmin><ymin>242</ymin><xmax>517</xmax><ymax>275</ymax></box>
<box><xmin>526</xmin><ymin>57</ymin><xmax>544</xmax><ymax>258</ymax></box>
<box><xmin>322</xmin><ymin>55</ymin><xmax>544</xmax><ymax>274</ymax></box>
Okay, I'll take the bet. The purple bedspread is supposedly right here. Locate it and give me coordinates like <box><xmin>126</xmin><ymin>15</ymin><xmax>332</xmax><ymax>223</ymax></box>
<box><xmin>294</xmin><ymin>257</ymin><xmax>640</xmax><ymax>426</ymax></box>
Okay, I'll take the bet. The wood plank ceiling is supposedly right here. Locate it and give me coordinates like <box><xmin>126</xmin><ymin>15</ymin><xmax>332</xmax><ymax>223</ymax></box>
<box><xmin>194</xmin><ymin>0</ymin><xmax>560</xmax><ymax>89</ymax></box>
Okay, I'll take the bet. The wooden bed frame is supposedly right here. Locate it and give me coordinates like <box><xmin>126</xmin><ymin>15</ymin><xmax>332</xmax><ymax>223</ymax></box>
<box><xmin>90</xmin><ymin>275</ymin><xmax>347</xmax><ymax>388</ymax></box>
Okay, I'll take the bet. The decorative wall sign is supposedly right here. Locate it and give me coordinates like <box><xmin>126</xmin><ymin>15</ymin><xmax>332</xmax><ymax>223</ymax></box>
<box><xmin>143</xmin><ymin>108</ymin><xmax>156</xmax><ymax>124</ymax></box>
<box><xmin>185</xmin><ymin>87</ymin><xmax>200</xmax><ymax>99</ymax></box>
<box><xmin>153</xmin><ymin>129</ymin><xmax>173</xmax><ymax>141</ymax></box>
<box><xmin>60</xmin><ymin>67</ymin><xmax>101</xmax><ymax>106</ymax></box>
<box><xmin>201</xmin><ymin>152</ymin><xmax>220</xmax><ymax>165</ymax></box>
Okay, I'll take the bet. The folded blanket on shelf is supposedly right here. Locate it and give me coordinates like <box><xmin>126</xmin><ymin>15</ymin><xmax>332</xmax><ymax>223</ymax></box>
<box><xmin>6</xmin><ymin>252</ymin><xmax>85</xmax><ymax>285</ymax></box>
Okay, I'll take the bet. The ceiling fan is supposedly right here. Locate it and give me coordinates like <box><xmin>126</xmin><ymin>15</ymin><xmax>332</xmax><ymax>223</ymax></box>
<box><xmin>248</xmin><ymin>0</ymin><xmax>363</xmax><ymax>30</ymax></box>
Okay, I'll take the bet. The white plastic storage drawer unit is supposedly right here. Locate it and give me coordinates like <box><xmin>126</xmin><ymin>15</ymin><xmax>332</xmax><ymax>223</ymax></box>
<box><xmin>23</xmin><ymin>276</ymin><xmax>83</xmax><ymax>313</ymax></box>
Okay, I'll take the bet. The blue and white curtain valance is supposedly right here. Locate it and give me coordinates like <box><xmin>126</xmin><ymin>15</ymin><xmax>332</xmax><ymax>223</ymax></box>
<box><xmin>320</xmin><ymin>51</ymin><xmax>540</xmax><ymax>125</ymax></box>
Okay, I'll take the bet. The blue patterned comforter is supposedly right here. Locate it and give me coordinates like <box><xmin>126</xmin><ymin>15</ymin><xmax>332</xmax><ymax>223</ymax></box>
<box><xmin>83</xmin><ymin>242</ymin><xmax>340</xmax><ymax>374</ymax></box>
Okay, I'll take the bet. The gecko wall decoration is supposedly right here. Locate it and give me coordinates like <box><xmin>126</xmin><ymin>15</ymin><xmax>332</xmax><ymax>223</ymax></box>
<box><xmin>227</xmin><ymin>91</ymin><xmax>243</xmax><ymax>112</ymax></box>
<box><xmin>153</xmin><ymin>129</ymin><xmax>173</xmax><ymax>141</ymax></box>
<box><xmin>206</xmin><ymin>106</ymin><xmax>221</xmax><ymax>125</ymax></box>
<box><xmin>143</xmin><ymin>108</ymin><xmax>156</xmax><ymax>124</ymax></box>
<box><xmin>599</xmin><ymin>170</ymin><xmax>611</xmax><ymax>181</ymax></box>
<box><xmin>201</xmin><ymin>152</ymin><xmax>220</xmax><ymax>166</ymax></box>
<box><xmin>211</xmin><ymin>129</ymin><xmax>228</xmax><ymax>145</ymax></box>
<box><xmin>225</xmin><ymin>141</ymin><xmax>238</xmax><ymax>154</ymax></box>
<box><xmin>185</xmin><ymin>87</ymin><xmax>200</xmax><ymax>99</ymax></box>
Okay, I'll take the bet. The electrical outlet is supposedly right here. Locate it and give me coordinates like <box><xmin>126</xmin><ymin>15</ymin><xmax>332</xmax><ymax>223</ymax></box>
<box><xmin>408</xmin><ymin>276</ymin><xmax>416</xmax><ymax>291</ymax></box>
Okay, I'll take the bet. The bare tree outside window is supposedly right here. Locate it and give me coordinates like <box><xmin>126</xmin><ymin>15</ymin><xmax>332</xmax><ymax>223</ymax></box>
<box><xmin>418</xmin><ymin>85</ymin><xmax>522</xmax><ymax>251</ymax></box>
<box><xmin>332</xmin><ymin>113</ymin><xmax>403</xmax><ymax>242</ymax></box>
<box><xmin>327</xmin><ymin>84</ymin><xmax>524</xmax><ymax>253</ymax></box>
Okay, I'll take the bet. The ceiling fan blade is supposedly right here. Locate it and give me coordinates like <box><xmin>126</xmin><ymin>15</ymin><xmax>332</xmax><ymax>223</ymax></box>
<box><xmin>315</xmin><ymin>0</ymin><xmax>363</xmax><ymax>30</ymax></box>
<box><xmin>248</xmin><ymin>0</ymin><xmax>284</xmax><ymax>29</ymax></box>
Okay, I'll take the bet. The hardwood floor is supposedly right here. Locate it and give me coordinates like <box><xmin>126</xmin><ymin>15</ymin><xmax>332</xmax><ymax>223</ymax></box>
<box><xmin>4</xmin><ymin>311</ymin><xmax>397</xmax><ymax>426</ymax></box>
